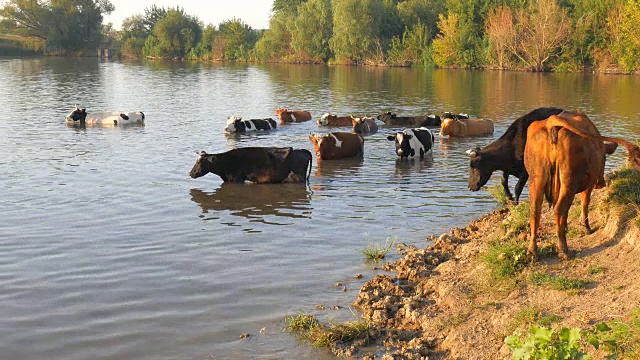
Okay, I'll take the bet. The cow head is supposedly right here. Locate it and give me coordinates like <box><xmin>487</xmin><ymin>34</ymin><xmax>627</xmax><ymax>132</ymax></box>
<box><xmin>467</xmin><ymin>147</ymin><xmax>494</xmax><ymax>191</ymax></box>
<box><xmin>440</xmin><ymin>118</ymin><xmax>461</xmax><ymax>136</ymax></box>
<box><xmin>190</xmin><ymin>151</ymin><xmax>217</xmax><ymax>178</ymax></box>
<box><xmin>352</xmin><ymin>116</ymin><xmax>374</xmax><ymax>133</ymax></box>
<box><xmin>275</xmin><ymin>107</ymin><xmax>292</xmax><ymax>122</ymax></box>
<box><xmin>387</xmin><ymin>130</ymin><xmax>414</xmax><ymax>158</ymax></box>
<box><xmin>308</xmin><ymin>133</ymin><xmax>324</xmax><ymax>157</ymax></box>
<box><xmin>66</xmin><ymin>105</ymin><xmax>88</xmax><ymax>123</ymax></box>
<box><xmin>318</xmin><ymin>113</ymin><xmax>332</xmax><ymax>125</ymax></box>
<box><xmin>224</xmin><ymin>116</ymin><xmax>241</xmax><ymax>133</ymax></box>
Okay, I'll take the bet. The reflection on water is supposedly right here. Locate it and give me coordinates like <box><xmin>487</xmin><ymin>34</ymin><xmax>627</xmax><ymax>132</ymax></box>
<box><xmin>2</xmin><ymin>58</ymin><xmax>640</xmax><ymax>360</ymax></box>
<box><xmin>313</xmin><ymin>157</ymin><xmax>364</xmax><ymax>178</ymax></box>
<box><xmin>190</xmin><ymin>184</ymin><xmax>313</xmax><ymax>225</ymax></box>
<box><xmin>393</xmin><ymin>155</ymin><xmax>434</xmax><ymax>179</ymax></box>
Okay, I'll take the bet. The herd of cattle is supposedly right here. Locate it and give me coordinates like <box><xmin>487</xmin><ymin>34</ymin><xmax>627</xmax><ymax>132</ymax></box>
<box><xmin>65</xmin><ymin>105</ymin><xmax>640</xmax><ymax>261</ymax></box>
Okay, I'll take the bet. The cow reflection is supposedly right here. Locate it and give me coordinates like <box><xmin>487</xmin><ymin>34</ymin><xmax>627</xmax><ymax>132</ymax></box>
<box><xmin>190</xmin><ymin>184</ymin><xmax>312</xmax><ymax>222</ymax></box>
<box><xmin>393</xmin><ymin>154</ymin><xmax>434</xmax><ymax>179</ymax></box>
<box><xmin>314</xmin><ymin>157</ymin><xmax>364</xmax><ymax>178</ymax></box>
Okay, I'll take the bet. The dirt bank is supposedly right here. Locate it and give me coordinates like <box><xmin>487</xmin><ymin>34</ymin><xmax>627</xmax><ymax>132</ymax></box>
<box><xmin>336</xmin><ymin>175</ymin><xmax>640</xmax><ymax>359</ymax></box>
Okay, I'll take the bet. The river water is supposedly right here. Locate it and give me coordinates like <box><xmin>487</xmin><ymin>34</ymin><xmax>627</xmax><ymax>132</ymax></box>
<box><xmin>1</xmin><ymin>58</ymin><xmax>639</xmax><ymax>360</ymax></box>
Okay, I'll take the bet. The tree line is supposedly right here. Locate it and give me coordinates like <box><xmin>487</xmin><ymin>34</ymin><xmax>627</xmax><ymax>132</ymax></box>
<box><xmin>1</xmin><ymin>0</ymin><xmax>639</xmax><ymax>73</ymax></box>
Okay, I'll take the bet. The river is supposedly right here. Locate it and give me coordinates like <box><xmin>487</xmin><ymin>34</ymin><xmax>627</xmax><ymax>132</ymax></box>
<box><xmin>1</xmin><ymin>58</ymin><xmax>639</xmax><ymax>359</ymax></box>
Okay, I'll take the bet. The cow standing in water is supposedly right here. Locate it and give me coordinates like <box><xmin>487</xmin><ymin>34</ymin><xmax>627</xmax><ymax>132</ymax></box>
<box><xmin>387</xmin><ymin>128</ymin><xmax>435</xmax><ymax>159</ymax></box>
<box><xmin>65</xmin><ymin>106</ymin><xmax>145</xmax><ymax>126</ymax></box>
<box><xmin>377</xmin><ymin>112</ymin><xmax>441</xmax><ymax>127</ymax></box>
<box><xmin>224</xmin><ymin>116</ymin><xmax>277</xmax><ymax>133</ymax></box>
<box><xmin>525</xmin><ymin>109</ymin><xmax>640</xmax><ymax>260</ymax></box>
<box><xmin>467</xmin><ymin>107</ymin><xmax>563</xmax><ymax>203</ymax></box>
<box><xmin>308</xmin><ymin>132</ymin><xmax>364</xmax><ymax>160</ymax></box>
<box><xmin>189</xmin><ymin>147</ymin><xmax>312</xmax><ymax>183</ymax></box>
<box><xmin>275</xmin><ymin>108</ymin><xmax>312</xmax><ymax>123</ymax></box>
<box><xmin>440</xmin><ymin>117</ymin><xmax>494</xmax><ymax>137</ymax></box>
<box><xmin>351</xmin><ymin>116</ymin><xmax>378</xmax><ymax>134</ymax></box>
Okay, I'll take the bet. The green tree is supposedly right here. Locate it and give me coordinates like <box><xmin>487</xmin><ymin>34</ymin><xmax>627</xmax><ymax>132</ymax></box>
<box><xmin>143</xmin><ymin>7</ymin><xmax>202</xmax><ymax>59</ymax></box>
<box><xmin>0</xmin><ymin>0</ymin><xmax>114</xmax><ymax>53</ymax></box>
<box><xmin>387</xmin><ymin>20</ymin><xmax>432</xmax><ymax>66</ymax></box>
<box><xmin>272</xmin><ymin>0</ymin><xmax>307</xmax><ymax>14</ymax></box>
<box><xmin>290</xmin><ymin>0</ymin><xmax>332</xmax><ymax>62</ymax></box>
<box><xmin>330</xmin><ymin>0</ymin><xmax>384</xmax><ymax>63</ymax></box>
<box><xmin>216</xmin><ymin>18</ymin><xmax>256</xmax><ymax>60</ymax></box>
<box><xmin>609</xmin><ymin>0</ymin><xmax>640</xmax><ymax>72</ymax></box>
<box><xmin>253</xmin><ymin>12</ymin><xmax>293</xmax><ymax>61</ymax></box>
<box><xmin>431</xmin><ymin>13</ymin><xmax>460</xmax><ymax>67</ymax></box>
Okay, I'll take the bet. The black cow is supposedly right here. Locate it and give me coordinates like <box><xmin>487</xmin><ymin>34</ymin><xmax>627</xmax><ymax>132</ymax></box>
<box><xmin>467</xmin><ymin>107</ymin><xmax>563</xmax><ymax>203</ymax></box>
<box><xmin>386</xmin><ymin>127</ymin><xmax>435</xmax><ymax>159</ymax></box>
<box><xmin>377</xmin><ymin>112</ymin><xmax>441</xmax><ymax>127</ymax></box>
<box><xmin>190</xmin><ymin>147</ymin><xmax>312</xmax><ymax>183</ymax></box>
<box><xmin>224</xmin><ymin>116</ymin><xmax>277</xmax><ymax>133</ymax></box>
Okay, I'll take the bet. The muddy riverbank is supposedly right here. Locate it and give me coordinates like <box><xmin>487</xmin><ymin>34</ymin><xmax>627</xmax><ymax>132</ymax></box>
<box><xmin>312</xmin><ymin>169</ymin><xmax>640</xmax><ymax>359</ymax></box>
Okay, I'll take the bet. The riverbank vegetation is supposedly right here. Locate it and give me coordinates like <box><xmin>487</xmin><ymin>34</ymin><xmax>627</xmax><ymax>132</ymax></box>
<box><xmin>2</xmin><ymin>0</ymin><xmax>640</xmax><ymax>73</ymax></box>
<box><xmin>292</xmin><ymin>166</ymin><xmax>640</xmax><ymax>358</ymax></box>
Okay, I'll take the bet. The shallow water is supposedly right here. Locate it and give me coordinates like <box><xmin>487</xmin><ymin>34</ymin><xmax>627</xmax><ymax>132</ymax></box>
<box><xmin>1</xmin><ymin>58</ymin><xmax>639</xmax><ymax>359</ymax></box>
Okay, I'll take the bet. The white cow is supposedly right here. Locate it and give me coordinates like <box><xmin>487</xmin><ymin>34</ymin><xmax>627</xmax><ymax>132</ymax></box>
<box><xmin>65</xmin><ymin>106</ymin><xmax>145</xmax><ymax>126</ymax></box>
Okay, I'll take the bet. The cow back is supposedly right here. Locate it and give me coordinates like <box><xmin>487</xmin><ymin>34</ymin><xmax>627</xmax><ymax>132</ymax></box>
<box><xmin>314</xmin><ymin>132</ymin><xmax>364</xmax><ymax>160</ymax></box>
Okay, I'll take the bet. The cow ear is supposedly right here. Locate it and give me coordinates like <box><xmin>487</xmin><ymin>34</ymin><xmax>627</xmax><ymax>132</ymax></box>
<box><xmin>386</xmin><ymin>135</ymin><xmax>395</xmax><ymax>141</ymax></box>
<box><xmin>199</xmin><ymin>151</ymin><xmax>207</xmax><ymax>157</ymax></box>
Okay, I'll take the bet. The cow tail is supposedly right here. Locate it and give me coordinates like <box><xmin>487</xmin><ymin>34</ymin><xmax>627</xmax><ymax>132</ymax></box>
<box><xmin>546</xmin><ymin>115</ymin><xmax>640</xmax><ymax>170</ymax></box>
<box><xmin>306</xmin><ymin>154</ymin><xmax>312</xmax><ymax>183</ymax></box>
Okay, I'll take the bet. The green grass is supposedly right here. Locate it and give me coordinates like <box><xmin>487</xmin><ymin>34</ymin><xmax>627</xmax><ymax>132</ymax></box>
<box><xmin>360</xmin><ymin>237</ymin><xmax>396</xmax><ymax>261</ymax></box>
<box><xmin>530</xmin><ymin>273</ymin><xmax>591</xmax><ymax>290</ymax></box>
<box><xmin>587</xmin><ymin>265</ymin><xmax>605</xmax><ymax>275</ymax></box>
<box><xmin>488</xmin><ymin>183</ymin><xmax>510</xmax><ymax>207</ymax></box>
<box><xmin>603</xmin><ymin>167</ymin><xmax>640</xmax><ymax>227</ymax></box>
<box><xmin>506</xmin><ymin>306</ymin><xmax>562</xmax><ymax>337</ymax></box>
<box><xmin>483</xmin><ymin>243</ymin><xmax>529</xmax><ymax>278</ymax></box>
<box><xmin>283</xmin><ymin>311</ymin><xmax>373</xmax><ymax>348</ymax></box>
<box><xmin>502</xmin><ymin>201</ymin><xmax>530</xmax><ymax>234</ymax></box>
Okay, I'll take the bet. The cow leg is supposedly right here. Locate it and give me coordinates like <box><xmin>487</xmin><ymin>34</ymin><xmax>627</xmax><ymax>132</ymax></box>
<box><xmin>528</xmin><ymin>182</ymin><xmax>544</xmax><ymax>261</ymax></box>
<box><xmin>501</xmin><ymin>172</ymin><xmax>514</xmax><ymax>202</ymax></box>
<box><xmin>554</xmin><ymin>191</ymin><xmax>575</xmax><ymax>260</ymax></box>
<box><xmin>581</xmin><ymin>189</ymin><xmax>593</xmax><ymax>234</ymax></box>
<box><xmin>514</xmin><ymin>173</ymin><xmax>528</xmax><ymax>205</ymax></box>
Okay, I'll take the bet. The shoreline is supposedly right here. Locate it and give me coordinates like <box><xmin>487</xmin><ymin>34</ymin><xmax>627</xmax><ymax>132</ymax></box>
<box><xmin>290</xmin><ymin>168</ymin><xmax>640</xmax><ymax>359</ymax></box>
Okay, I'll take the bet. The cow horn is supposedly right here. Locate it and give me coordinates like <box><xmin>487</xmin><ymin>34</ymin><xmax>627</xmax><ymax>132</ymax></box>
<box><xmin>199</xmin><ymin>151</ymin><xmax>207</xmax><ymax>156</ymax></box>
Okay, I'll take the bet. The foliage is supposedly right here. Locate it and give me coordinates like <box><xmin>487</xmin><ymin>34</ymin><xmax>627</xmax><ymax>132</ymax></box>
<box><xmin>329</xmin><ymin>0</ymin><xmax>383</xmax><ymax>63</ymax></box>
<box><xmin>587</xmin><ymin>311</ymin><xmax>640</xmax><ymax>357</ymax></box>
<box><xmin>290</xmin><ymin>0</ymin><xmax>333</xmax><ymax>62</ymax></box>
<box><xmin>143</xmin><ymin>7</ymin><xmax>202</xmax><ymax>59</ymax></box>
<box><xmin>502</xmin><ymin>201</ymin><xmax>530</xmax><ymax>234</ymax></box>
<box><xmin>505</xmin><ymin>326</ymin><xmax>588</xmax><ymax>360</ymax></box>
<box><xmin>529</xmin><ymin>273</ymin><xmax>591</xmax><ymax>291</ymax></box>
<box><xmin>284</xmin><ymin>311</ymin><xmax>373</xmax><ymax>348</ymax></box>
<box><xmin>386</xmin><ymin>20</ymin><xmax>432</xmax><ymax>67</ymax></box>
<box><xmin>487</xmin><ymin>183</ymin><xmax>509</xmax><ymax>206</ymax></box>
<box><xmin>483</xmin><ymin>242</ymin><xmax>529</xmax><ymax>278</ymax></box>
<box><xmin>361</xmin><ymin>237</ymin><xmax>396</xmax><ymax>261</ymax></box>
<box><xmin>0</xmin><ymin>0</ymin><xmax>114</xmax><ymax>54</ymax></box>
<box><xmin>253</xmin><ymin>12</ymin><xmax>292</xmax><ymax>61</ymax></box>
<box><xmin>602</xmin><ymin>167</ymin><xmax>640</xmax><ymax>227</ymax></box>
<box><xmin>511</xmin><ymin>307</ymin><xmax>562</xmax><ymax>330</ymax></box>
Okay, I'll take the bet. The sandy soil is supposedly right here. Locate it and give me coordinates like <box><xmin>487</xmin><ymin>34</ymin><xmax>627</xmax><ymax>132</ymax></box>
<box><xmin>338</xmin><ymin>185</ymin><xmax>640</xmax><ymax>359</ymax></box>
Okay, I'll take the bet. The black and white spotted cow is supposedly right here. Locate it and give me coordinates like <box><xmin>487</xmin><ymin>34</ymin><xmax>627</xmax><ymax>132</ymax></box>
<box><xmin>386</xmin><ymin>127</ymin><xmax>435</xmax><ymax>159</ymax></box>
<box><xmin>224</xmin><ymin>116</ymin><xmax>277</xmax><ymax>133</ymax></box>
<box><xmin>65</xmin><ymin>106</ymin><xmax>145</xmax><ymax>126</ymax></box>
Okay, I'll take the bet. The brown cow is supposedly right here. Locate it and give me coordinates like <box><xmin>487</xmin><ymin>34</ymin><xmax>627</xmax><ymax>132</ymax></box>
<box><xmin>275</xmin><ymin>108</ymin><xmax>312</xmax><ymax>123</ymax></box>
<box><xmin>308</xmin><ymin>132</ymin><xmax>364</xmax><ymax>160</ymax></box>
<box><xmin>525</xmin><ymin>109</ymin><xmax>640</xmax><ymax>260</ymax></box>
<box><xmin>440</xmin><ymin>117</ymin><xmax>494</xmax><ymax>137</ymax></box>
<box><xmin>318</xmin><ymin>113</ymin><xmax>363</xmax><ymax>127</ymax></box>
<box><xmin>351</xmin><ymin>116</ymin><xmax>378</xmax><ymax>134</ymax></box>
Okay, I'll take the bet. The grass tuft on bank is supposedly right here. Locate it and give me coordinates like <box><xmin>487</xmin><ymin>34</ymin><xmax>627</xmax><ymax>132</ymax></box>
<box><xmin>284</xmin><ymin>311</ymin><xmax>373</xmax><ymax>348</ymax></box>
<box><xmin>603</xmin><ymin>167</ymin><xmax>640</xmax><ymax>227</ymax></box>
<box><xmin>361</xmin><ymin>237</ymin><xmax>396</xmax><ymax>261</ymax></box>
